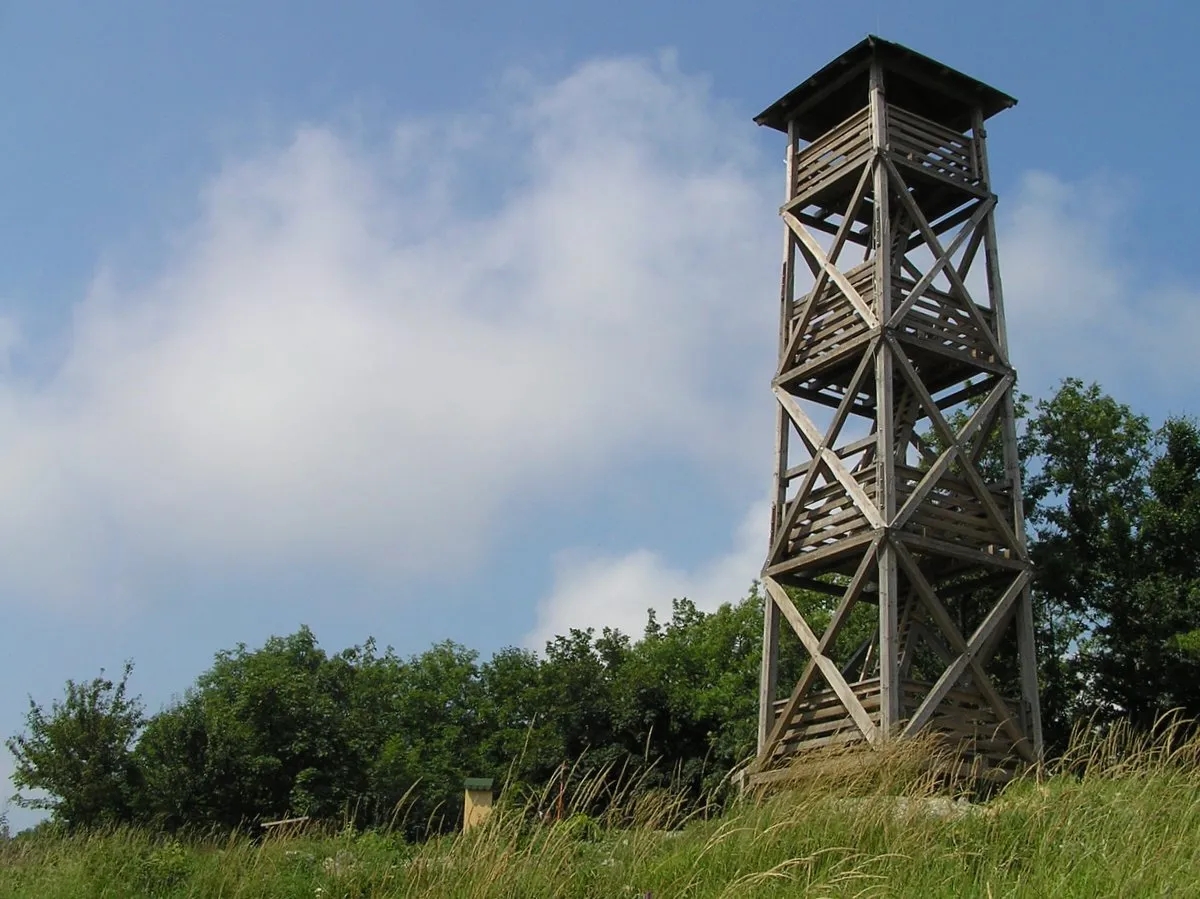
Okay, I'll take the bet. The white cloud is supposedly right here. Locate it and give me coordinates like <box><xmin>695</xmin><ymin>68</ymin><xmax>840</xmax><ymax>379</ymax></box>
<box><xmin>525</xmin><ymin>498</ymin><xmax>769</xmax><ymax>649</ymax></box>
<box><xmin>521</xmin><ymin>167</ymin><xmax>1200</xmax><ymax>655</ymax></box>
<box><xmin>4</xmin><ymin>57</ymin><xmax>1193</xmax><ymax>617</ymax></box>
<box><xmin>1000</xmin><ymin>171</ymin><xmax>1200</xmax><ymax>404</ymax></box>
<box><xmin>0</xmin><ymin>56</ymin><xmax>778</xmax><ymax>608</ymax></box>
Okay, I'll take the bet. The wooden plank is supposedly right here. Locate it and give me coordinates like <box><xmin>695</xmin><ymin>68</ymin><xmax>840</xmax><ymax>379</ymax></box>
<box><xmin>892</xmin><ymin>445</ymin><xmax>959</xmax><ymax>530</ymax></box>
<box><xmin>784</xmin><ymin>434</ymin><xmax>877</xmax><ymax>481</ymax></box>
<box><xmin>794</xmin><ymin>212</ymin><xmax>871</xmax><ymax>247</ymax></box>
<box><xmin>774</xmin><ymin>687</ymin><xmax>883</xmax><ymax>719</ymax></box>
<box><xmin>888</xmin><ymin>105</ymin><xmax>975</xmax><ymax>151</ymax></box>
<box><xmin>769</xmin><ymin>455</ymin><xmax>828</xmax><ymax>565</ymax></box>
<box><xmin>776</xmin><ymin>331</ymin><xmax>875</xmax><ymax>389</ymax></box>
<box><xmin>763</xmin><ymin>531</ymin><xmax>877</xmax><ymax>579</ymax></box>
<box><xmin>774</xmin><ymin>727</ymin><xmax>871</xmax><ymax>757</ymax></box>
<box><xmin>892</xmin><ymin>333</ymin><xmax>1010</xmax><ymax>379</ymax></box>
<box><xmin>887</xmin><ymin>151</ymin><xmax>989</xmax><ymax>198</ymax></box>
<box><xmin>795</xmin><ymin>107</ymin><xmax>871</xmax><ymax>170</ymax></box>
<box><xmin>794</xmin><ymin>149</ymin><xmax>875</xmax><ymax>207</ymax></box>
<box><xmin>777</xmin><ymin>696</ymin><xmax>883</xmax><ymax>734</ymax></box>
<box><xmin>895</xmin><ymin>531</ymin><xmax>1028</xmax><ymax>572</ymax></box>
<box><xmin>899</xmin><ymin>680</ymin><xmax>1019</xmax><ymax>713</ymax></box>
<box><xmin>889</xmin><ymin>134</ymin><xmax>973</xmax><ymax>174</ymax></box>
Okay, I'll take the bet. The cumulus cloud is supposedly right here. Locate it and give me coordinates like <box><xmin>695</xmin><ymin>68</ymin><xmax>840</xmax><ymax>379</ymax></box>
<box><xmin>522</xmin><ymin>168</ymin><xmax>1200</xmax><ymax>651</ymax></box>
<box><xmin>0</xmin><ymin>56</ymin><xmax>778</xmax><ymax>607</ymax></box>
<box><xmin>525</xmin><ymin>498</ymin><xmax>769</xmax><ymax>649</ymax></box>
<box><xmin>3</xmin><ymin>54</ymin><xmax>1193</xmax><ymax>617</ymax></box>
<box><xmin>1000</xmin><ymin>171</ymin><xmax>1200</xmax><ymax>404</ymax></box>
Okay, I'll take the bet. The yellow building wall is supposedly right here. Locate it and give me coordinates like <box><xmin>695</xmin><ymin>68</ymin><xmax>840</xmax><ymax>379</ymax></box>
<box><xmin>463</xmin><ymin>788</ymin><xmax>494</xmax><ymax>832</ymax></box>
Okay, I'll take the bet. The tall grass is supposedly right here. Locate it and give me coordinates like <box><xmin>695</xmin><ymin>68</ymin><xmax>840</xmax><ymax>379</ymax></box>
<box><xmin>3</xmin><ymin>721</ymin><xmax>1200</xmax><ymax>897</ymax></box>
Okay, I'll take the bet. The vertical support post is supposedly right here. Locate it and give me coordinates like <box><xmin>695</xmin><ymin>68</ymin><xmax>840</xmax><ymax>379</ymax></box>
<box><xmin>869</xmin><ymin>60</ymin><xmax>900</xmax><ymax>737</ymax></box>
<box><xmin>972</xmin><ymin>108</ymin><xmax>1043</xmax><ymax>759</ymax></box>
<box><xmin>758</xmin><ymin>119</ymin><xmax>799</xmax><ymax>754</ymax></box>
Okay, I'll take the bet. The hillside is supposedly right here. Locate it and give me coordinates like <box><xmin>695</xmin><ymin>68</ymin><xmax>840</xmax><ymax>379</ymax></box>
<box><xmin>3</xmin><ymin>725</ymin><xmax>1197</xmax><ymax>898</ymax></box>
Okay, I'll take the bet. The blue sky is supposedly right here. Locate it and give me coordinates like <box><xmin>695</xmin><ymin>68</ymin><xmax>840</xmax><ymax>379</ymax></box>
<box><xmin>3</xmin><ymin>1</ymin><xmax>1198</xmax><ymax>830</ymax></box>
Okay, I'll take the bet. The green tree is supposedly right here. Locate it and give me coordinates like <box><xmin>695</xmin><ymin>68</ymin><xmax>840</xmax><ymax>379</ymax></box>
<box><xmin>135</xmin><ymin>627</ymin><xmax>403</xmax><ymax>831</ymax></box>
<box><xmin>611</xmin><ymin>592</ymin><xmax>764</xmax><ymax>797</ymax></box>
<box><xmin>1088</xmin><ymin>417</ymin><xmax>1200</xmax><ymax>727</ymax></box>
<box><xmin>369</xmin><ymin>640</ymin><xmax>485</xmax><ymax>836</ymax></box>
<box><xmin>6</xmin><ymin>662</ymin><xmax>144</xmax><ymax>829</ymax></box>
<box><xmin>476</xmin><ymin>646</ymin><xmax>563</xmax><ymax>792</ymax></box>
<box><xmin>1023</xmin><ymin>380</ymin><xmax>1200</xmax><ymax>738</ymax></box>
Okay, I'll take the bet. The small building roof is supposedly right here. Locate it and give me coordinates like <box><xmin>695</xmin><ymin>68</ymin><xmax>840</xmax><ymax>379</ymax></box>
<box><xmin>754</xmin><ymin>35</ymin><xmax>1017</xmax><ymax>140</ymax></box>
<box><xmin>463</xmin><ymin>777</ymin><xmax>495</xmax><ymax>791</ymax></box>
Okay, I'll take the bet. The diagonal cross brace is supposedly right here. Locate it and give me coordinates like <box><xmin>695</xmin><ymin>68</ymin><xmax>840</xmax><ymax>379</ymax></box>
<box><xmin>891</xmin><ymin>372</ymin><xmax>1015</xmax><ymax>532</ymax></box>
<box><xmin>763</xmin><ymin>575</ymin><xmax>881</xmax><ymax>751</ymax></box>
<box><xmin>768</xmin><ymin>342</ymin><xmax>879</xmax><ymax>565</ymax></box>
<box><xmin>887</xmin><ymin>339</ymin><xmax>1025</xmax><ymax>558</ymax></box>
<box><xmin>783</xmin><ymin>210</ymin><xmax>880</xmax><ymax>330</ymax></box>
<box><xmin>774</xmin><ymin>388</ymin><xmax>886</xmax><ymax>532</ymax></box>
<box><xmin>755</xmin><ymin>543</ymin><xmax>880</xmax><ymax>769</ymax></box>
<box><xmin>893</xmin><ymin>541</ymin><xmax>1035</xmax><ymax>761</ymax></box>
<box><xmin>903</xmin><ymin>569</ymin><xmax>1031</xmax><ymax>736</ymax></box>
<box><xmin>883</xmin><ymin>159</ymin><xmax>1006</xmax><ymax>364</ymax></box>
<box><xmin>778</xmin><ymin>164</ymin><xmax>875</xmax><ymax>378</ymax></box>
<box><xmin>886</xmin><ymin>196</ymin><xmax>995</xmax><ymax>329</ymax></box>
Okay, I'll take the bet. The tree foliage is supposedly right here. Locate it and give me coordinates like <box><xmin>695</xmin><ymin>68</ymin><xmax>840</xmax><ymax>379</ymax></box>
<box><xmin>1023</xmin><ymin>380</ymin><xmax>1200</xmax><ymax>742</ymax></box>
<box><xmin>6</xmin><ymin>662</ymin><xmax>144</xmax><ymax>830</ymax></box>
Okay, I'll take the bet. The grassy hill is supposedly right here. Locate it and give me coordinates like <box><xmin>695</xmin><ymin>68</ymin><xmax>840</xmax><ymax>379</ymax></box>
<box><xmin>2</xmin><ymin>723</ymin><xmax>1198</xmax><ymax>898</ymax></box>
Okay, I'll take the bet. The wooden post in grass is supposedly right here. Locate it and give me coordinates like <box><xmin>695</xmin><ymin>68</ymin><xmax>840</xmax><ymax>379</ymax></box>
<box><xmin>749</xmin><ymin>36</ymin><xmax>1042</xmax><ymax>786</ymax></box>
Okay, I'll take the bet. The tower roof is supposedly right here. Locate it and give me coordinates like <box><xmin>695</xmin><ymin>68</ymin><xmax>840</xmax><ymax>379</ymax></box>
<box><xmin>755</xmin><ymin>35</ymin><xmax>1016</xmax><ymax>140</ymax></box>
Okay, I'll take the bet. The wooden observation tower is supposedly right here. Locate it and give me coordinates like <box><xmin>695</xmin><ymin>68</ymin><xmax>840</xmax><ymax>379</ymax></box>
<box><xmin>750</xmin><ymin>37</ymin><xmax>1042</xmax><ymax>784</ymax></box>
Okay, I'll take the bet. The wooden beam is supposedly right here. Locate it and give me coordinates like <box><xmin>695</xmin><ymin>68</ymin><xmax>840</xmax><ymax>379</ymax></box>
<box><xmin>760</xmin><ymin>118</ymin><xmax>801</xmax><ymax>755</ymax></box>
<box><xmin>868</xmin><ymin>58</ymin><xmax>901</xmax><ymax>737</ymax></box>
<box><xmin>972</xmin><ymin>108</ymin><xmax>1043</xmax><ymax>759</ymax></box>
